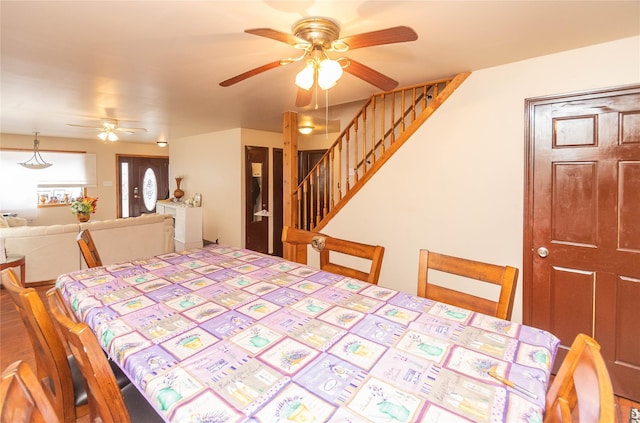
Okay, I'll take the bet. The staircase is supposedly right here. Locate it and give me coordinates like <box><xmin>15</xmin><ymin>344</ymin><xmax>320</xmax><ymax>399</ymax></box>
<box><xmin>291</xmin><ymin>72</ymin><xmax>471</xmax><ymax>232</ymax></box>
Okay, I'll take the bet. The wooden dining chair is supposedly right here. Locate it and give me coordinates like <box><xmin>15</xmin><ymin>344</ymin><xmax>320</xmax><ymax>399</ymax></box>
<box><xmin>1</xmin><ymin>269</ymin><xmax>130</xmax><ymax>423</ymax></box>
<box><xmin>1</xmin><ymin>360</ymin><xmax>61</xmax><ymax>423</ymax></box>
<box><xmin>46</xmin><ymin>288</ymin><xmax>164</xmax><ymax>423</ymax></box>
<box><xmin>417</xmin><ymin>249</ymin><xmax>518</xmax><ymax>320</ymax></box>
<box><xmin>544</xmin><ymin>333</ymin><xmax>615</xmax><ymax>423</ymax></box>
<box><xmin>1</xmin><ymin>268</ymin><xmax>87</xmax><ymax>423</ymax></box>
<box><xmin>282</xmin><ymin>226</ymin><xmax>385</xmax><ymax>285</ymax></box>
<box><xmin>77</xmin><ymin>229</ymin><xmax>102</xmax><ymax>268</ymax></box>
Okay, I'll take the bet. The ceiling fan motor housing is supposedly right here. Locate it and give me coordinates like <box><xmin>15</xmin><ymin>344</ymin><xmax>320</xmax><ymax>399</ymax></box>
<box><xmin>292</xmin><ymin>17</ymin><xmax>341</xmax><ymax>49</ymax></box>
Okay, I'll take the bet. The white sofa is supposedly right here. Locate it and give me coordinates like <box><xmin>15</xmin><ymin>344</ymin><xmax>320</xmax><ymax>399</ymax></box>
<box><xmin>0</xmin><ymin>213</ymin><xmax>175</xmax><ymax>285</ymax></box>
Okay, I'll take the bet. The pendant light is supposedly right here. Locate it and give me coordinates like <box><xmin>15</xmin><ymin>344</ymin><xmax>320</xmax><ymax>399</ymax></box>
<box><xmin>18</xmin><ymin>132</ymin><xmax>53</xmax><ymax>169</ymax></box>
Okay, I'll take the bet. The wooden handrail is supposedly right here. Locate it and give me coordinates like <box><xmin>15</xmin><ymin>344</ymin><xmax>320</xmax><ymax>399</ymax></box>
<box><xmin>292</xmin><ymin>72</ymin><xmax>471</xmax><ymax>231</ymax></box>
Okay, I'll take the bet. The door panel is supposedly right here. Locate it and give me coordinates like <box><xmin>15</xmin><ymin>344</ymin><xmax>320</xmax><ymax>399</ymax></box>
<box><xmin>525</xmin><ymin>85</ymin><xmax>640</xmax><ymax>401</ymax></box>
<box><xmin>273</xmin><ymin>149</ymin><xmax>283</xmax><ymax>257</ymax></box>
<box><xmin>117</xmin><ymin>156</ymin><xmax>169</xmax><ymax>218</ymax></box>
<box><xmin>245</xmin><ymin>146</ymin><xmax>269</xmax><ymax>254</ymax></box>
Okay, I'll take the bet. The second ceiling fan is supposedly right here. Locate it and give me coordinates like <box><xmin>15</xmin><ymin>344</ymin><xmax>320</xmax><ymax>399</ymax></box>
<box><xmin>219</xmin><ymin>17</ymin><xmax>418</xmax><ymax>107</ymax></box>
<box><xmin>67</xmin><ymin>119</ymin><xmax>147</xmax><ymax>141</ymax></box>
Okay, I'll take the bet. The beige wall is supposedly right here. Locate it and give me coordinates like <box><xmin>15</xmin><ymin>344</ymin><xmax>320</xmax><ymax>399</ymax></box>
<box><xmin>0</xmin><ymin>134</ymin><xmax>167</xmax><ymax>226</ymax></box>
<box><xmin>169</xmin><ymin>129</ymin><xmax>243</xmax><ymax>247</ymax></box>
<box><xmin>324</xmin><ymin>36</ymin><xmax>640</xmax><ymax>323</ymax></box>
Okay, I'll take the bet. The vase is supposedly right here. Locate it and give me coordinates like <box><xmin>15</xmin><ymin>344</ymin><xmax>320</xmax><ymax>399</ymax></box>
<box><xmin>174</xmin><ymin>177</ymin><xmax>184</xmax><ymax>199</ymax></box>
<box><xmin>77</xmin><ymin>213</ymin><xmax>90</xmax><ymax>223</ymax></box>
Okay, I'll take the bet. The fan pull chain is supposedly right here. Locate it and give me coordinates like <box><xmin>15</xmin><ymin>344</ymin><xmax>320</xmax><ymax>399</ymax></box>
<box><xmin>314</xmin><ymin>81</ymin><xmax>319</xmax><ymax>110</ymax></box>
<box><xmin>326</xmin><ymin>89</ymin><xmax>329</xmax><ymax>140</ymax></box>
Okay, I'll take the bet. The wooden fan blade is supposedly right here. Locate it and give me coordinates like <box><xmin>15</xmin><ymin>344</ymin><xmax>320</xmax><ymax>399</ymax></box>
<box><xmin>296</xmin><ymin>86</ymin><xmax>313</xmax><ymax>108</ymax></box>
<box><xmin>219</xmin><ymin>61</ymin><xmax>283</xmax><ymax>87</ymax></box>
<box><xmin>339</xmin><ymin>26</ymin><xmax>417</xmax><ymax>50</ymax></box>
<box><xmin>67</xmin><ymin>123</ymin><xmax>102</xmax><ymax>130</ymax></box>
<box><xmin>343</xmin><ymin>60</ymin><xmax>398</xmax><ymax>91</ymax></box>
<box><xmin>245</xmin><ymin>28</ymin><xmax>308</xmax><ymax>47</ymax></box>
<box><xmin>115</xmin><ymin>127</ymin><xmax>147</xmax><ymax>133</ymax></box>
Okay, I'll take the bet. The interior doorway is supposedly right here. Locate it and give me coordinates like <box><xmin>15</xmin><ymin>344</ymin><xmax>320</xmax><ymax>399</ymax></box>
<box><xmin>524</xmin><ymin>84</ymin><xmax>640</xmax><ymax>401</ymax></box>
<box><xmin>117</xmin><ymin>155</ymin><xmax>169</xmax><ymax>218</ymax></box>
<box><xmin>245</xmin><ymin>146</ymin><xmax>269</xmax><ymax>254</ymax></box>
<box><xmin>273</xmin><ymin>148</ymin><xmax>283</xmax><ymax>257</ymax></box>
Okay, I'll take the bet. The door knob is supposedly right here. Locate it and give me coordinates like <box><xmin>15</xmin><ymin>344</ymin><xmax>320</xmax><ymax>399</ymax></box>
<box><xmin>537</xmin><ymin>247</ymin><xmax>549</xmax><ymax>258</ymax></box>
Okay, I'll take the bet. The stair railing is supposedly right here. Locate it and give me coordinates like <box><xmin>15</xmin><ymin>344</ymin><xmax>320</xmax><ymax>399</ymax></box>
<box><xmin>293</xmin><ymin>73</ymin><xmax>470</xmax><ymax>231</ymax></box>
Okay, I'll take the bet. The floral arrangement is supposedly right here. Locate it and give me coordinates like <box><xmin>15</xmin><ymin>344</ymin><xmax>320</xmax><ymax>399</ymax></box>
<box><xmin>70</xmin><ymin>197</ymin><xmax>98</xmax><ymax>215</ymax></box>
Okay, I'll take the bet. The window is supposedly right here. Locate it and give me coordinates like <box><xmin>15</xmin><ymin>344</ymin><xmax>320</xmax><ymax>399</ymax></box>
<box><xmin>0</xmin><ymin>150</ymin><xmax>96</xmax><ymax>218</ymax></box>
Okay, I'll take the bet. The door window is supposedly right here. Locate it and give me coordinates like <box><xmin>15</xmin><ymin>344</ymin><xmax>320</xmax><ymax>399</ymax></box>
<box><xmin>143</xmin><ymin>167</ymin><xmax>158</xmax><ymax>211</ymax></box>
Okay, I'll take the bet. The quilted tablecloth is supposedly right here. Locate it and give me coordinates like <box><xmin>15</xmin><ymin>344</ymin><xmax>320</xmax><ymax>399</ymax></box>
<box><xmin>56</xmin><ymin>244</ymin><xmax>559</xmax><ymax>422</ymax></box>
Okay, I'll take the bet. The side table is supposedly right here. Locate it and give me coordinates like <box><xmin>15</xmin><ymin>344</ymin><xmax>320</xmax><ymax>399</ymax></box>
<box><xmin>0</xmin><ymin>255</ymin><xmax>26</xmax><ymax>287</ymax></box>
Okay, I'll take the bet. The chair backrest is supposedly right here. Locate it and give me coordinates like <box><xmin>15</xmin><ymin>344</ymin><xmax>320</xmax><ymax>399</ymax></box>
<box><xmin>46</xmin><ymin>288</ymin><xmax>131</xmax><ymax>423</ymax></box>
<box><xmin>0</xmin><ymin>269</ymin><xmax>75</xmax><ymax>423</ymax></box>
<box><xmin>282</xmin><ymin>226</ymin><xmax>385</xmax><ymax>285</ymax></box>
<box><xmin>544</xmin><ymin>333</ymin><xmax>615</xmax><ymax>423</ymax></box>
<box><xmin>417</xmin><ymin>249</ymin><xmax>518</xmax><ymax>320</ymax></box>
<box><xmin>1</xmin><ymin>360</ymin><xmax>62</xmax><ymax>423</ymax></box>
<box><xmin>77</xmin><ymin>229</ymin><xmax>102</xmax><ymax>268</ymax></box>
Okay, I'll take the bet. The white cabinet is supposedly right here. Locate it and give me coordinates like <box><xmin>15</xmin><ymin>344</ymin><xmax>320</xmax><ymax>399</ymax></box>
<box><xmin>156</xmin><ymin>201</ymin><xmax>203</xmax><ymax>251</ymax></box>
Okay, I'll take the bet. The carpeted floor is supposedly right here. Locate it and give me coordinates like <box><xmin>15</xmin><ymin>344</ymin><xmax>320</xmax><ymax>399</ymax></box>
<box><xmin>631</xmin><ymin>407</ymin><xmax>640</xmax><ymax>423</ymax></box>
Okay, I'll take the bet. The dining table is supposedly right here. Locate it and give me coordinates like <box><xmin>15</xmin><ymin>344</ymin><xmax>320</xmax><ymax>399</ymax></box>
<box><xmin>55</xmin><ymin>244</ymin><xmax>559</xmax><ymax>423</ymax></box>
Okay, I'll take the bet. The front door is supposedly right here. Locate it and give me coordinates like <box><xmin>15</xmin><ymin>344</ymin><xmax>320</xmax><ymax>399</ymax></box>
<box><xmin>524</xmin><ymin>85</ymin><xmax>640</xmax><ymax>401</ymax></box>
<box><xmin>245</xmin><ymin>146</ymin><xmax>269</xmax><ymax>254</ymax></box>
<box><xmin>117</xmin><ymin>156</ymin><xmax>169</xmax><ymax>218</ymax></box>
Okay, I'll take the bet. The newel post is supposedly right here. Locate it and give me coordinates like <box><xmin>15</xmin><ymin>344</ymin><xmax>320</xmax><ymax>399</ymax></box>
<box><xmin>282</xmin><ymin>111</ymin><xmax>300</xmax><ymax>261</ymax></box>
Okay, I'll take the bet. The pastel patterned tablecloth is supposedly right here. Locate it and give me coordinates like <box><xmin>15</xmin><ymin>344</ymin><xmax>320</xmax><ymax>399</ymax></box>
<box><xmin>56</xmin><ymin>245</ymin><xmax>559</xmax><ymax>423</ymax></box>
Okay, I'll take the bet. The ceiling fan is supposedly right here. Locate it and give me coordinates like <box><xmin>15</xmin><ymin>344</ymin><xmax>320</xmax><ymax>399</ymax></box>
<box><xmin>67</xmin><ymin>118</ymin><xmax>147</xmax><ymax>141</ymax></box>
<box><xmin>219</xmin><ymin>17</ymin><xmax>418</xmax><ymax>107</ymax></box>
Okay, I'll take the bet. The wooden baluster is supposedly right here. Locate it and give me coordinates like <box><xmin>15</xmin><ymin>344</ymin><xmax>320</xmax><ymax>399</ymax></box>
<box><xmin>322</xmin><ymin>155</ymin><xmax>328</xmax><ymax>218</ymax></box>
<box><xmin>412</xmin><ymin>88</ymin><xmax>417</xmax><ymax>122</ymax></box>
<box><xmin>302</xmin><ymin>180</ymin><xmax>308</xmax><ymax>230</ymax></box>
<box><xmin>296</xmin><ymin>189</ymin><xmax>302</xmax><ymax>229</ymax></box>
<box><xmin>401</xmin><ymin>90</ymin><xmax>407</xmax><ymax>132</ymax></box>
<box><xmin>330</xmin><ymin>146</ymin><xmax>335</xmax><ymax>208</ymax></box>
<box><xmin>337</xmin><ymin>137</ymin><xmax>343</xmax><ymax>201</ymax></box>
<box><xmin>391</xmin><ymin>91</ymin><xmax>396</xmax><ymax>144</ymax></box>
<box><xmin>380</xmin><ymin>93</ymin><xmax>385</xmax><ymax>156</ymax></box>
<box><xmin>347</xmin><ymin>122</ymin><xmax>352</xmax><ymax>191</ymax></box>
<box><xmin>315</xmin><ymin>166</ymin><xmax>321</xmax><ymax>225</ymax></box>
<box><xmin>368</xmin><ymin>98</ymin><xmax>374</xmax><ymax>171</ymax></box>
<box><xmin>309</xmin><ymin>174</ymin><xmax>315</xmax><ymax>229</ymax></box>
<box><xmin>358</xmin><ymin>109</ymin><xmax>364</xmax><ymax>183</ymax></box>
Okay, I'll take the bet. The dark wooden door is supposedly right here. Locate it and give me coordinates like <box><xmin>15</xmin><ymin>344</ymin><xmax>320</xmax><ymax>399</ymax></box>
<box><xmin>117</xmin><ymin>156</ymin><xmax>169</xmax><ymax>218</ymax></box>
<box><xmin>273</xmin><ymin>148</ymin><xmax>283</xmax><ymax>257</ymax></box>
<box><xmin>245</xmin><ymin>146</ymin><xmax>269</xmax><ymax>254</ymax></box>
<box><xmin>524</xmin><ymin>85</ymin><xmax>640</xmax><ymax>401</ymax></box>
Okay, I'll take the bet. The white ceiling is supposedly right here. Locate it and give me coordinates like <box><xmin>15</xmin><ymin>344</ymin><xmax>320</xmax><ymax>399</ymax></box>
<box><xmin>1</xmin><ymin>1</ymin><xmax>638</xmax><ymax>144</ymax></box>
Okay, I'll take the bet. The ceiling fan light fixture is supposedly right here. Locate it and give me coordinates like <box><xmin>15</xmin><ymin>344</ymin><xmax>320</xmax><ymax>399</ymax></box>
<box><xmin>298</xmin><ymin>125</ymin><xmax>314</xmax><ymax>135</ymax></box>
<box><xmin>295</xmin><ymin>63</ymin><xmax>315</xmax><ymax>90</ymax></box>
<box><xmin>99</xmin><ymin>131</ymin><xmax>118</xmax><ymax>142</ymax></box>
<box><xmin>317</xmin><ymin>59</ymin><xmax>343</xmax><ymax>89</ymax></box>
<box><xmin>18</xmin><ymin>132</ymin><xmax>53</xmax><ymax>169</ymax></box>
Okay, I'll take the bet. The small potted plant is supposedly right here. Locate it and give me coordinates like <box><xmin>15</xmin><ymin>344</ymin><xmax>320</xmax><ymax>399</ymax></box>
<box><xmin>70</xmin><ymin>197</ymin><xmax>98</xmax><ymax>222</ymax></box>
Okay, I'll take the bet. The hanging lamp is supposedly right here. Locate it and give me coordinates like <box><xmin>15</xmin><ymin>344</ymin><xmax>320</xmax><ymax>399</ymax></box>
<box><xmin>18</xmin><ymin>132</ymin><xmax>52</xmax><ymax>169</ymax></box>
